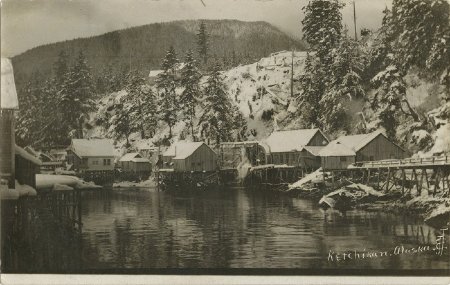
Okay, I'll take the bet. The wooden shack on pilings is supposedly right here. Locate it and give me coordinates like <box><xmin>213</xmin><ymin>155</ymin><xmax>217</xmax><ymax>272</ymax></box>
<box><xmin>320</xmin><ymin>131</ymin><xmax>407</xmax><ymax>170</ymax></box>
<box><xmin>244</xmin><ymin>129</ymin><xmax>329</xmax><ymax>186</ymax></box>
<box><xmin>159</xmin><ymin>141</ymin><xmax>219</xmax><ymax>190</ymax></box>
<box><xmin>119</xmin><ymin>152</ymin><xmax>151</xmax><ymax>180</ymax></box>
<box><xmin>264</xmin><ymin>128</ymin><xmax>329</xmax><ymax>170</ymax></box>
<box><xmin>67</xmin><ymin>138</ymin><xmax>116</xmax><ymax>185</ymax></box>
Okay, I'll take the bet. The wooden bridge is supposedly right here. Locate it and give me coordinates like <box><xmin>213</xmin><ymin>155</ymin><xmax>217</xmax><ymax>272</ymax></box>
<box><xmin>338</xmin><ymin>155</ymin><xmax>450</xmax><ymax>198</ymax></box>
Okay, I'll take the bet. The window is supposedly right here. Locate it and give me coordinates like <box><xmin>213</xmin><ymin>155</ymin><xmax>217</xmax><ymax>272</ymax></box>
<box><xmin>92</xmin><ymin>160</ymin><xmax>99</xmax><ymax>165</ymax></box>
<box><xmin>369</xmin><ymin>156</ymin><xmax>374</xmax><ymax>161</ymax></box>
<box><xmin>103</xmin><ymin>158</ymin><xmax>111</xmax><ymax>166</ymax></box>
<box><xmin>340</xmin><ymin>157</ymin><xmax>347</xmax><ymax>162</ymax></box>
<box><xmin>285</xmin><ymin>154</ymin><xmax>289</xmax><ymax>164</ymax></box>
<box><xmin>280</xmin><ymin>154</ymin><xmax>284</xmax><ymax>164</ymax></box>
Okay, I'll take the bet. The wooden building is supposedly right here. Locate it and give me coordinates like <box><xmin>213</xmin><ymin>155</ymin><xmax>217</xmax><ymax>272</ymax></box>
<box><xmin>319</xmin><ymin>141</ymin><xmax>356</xmax><ymax>170</ymax></box>
<box><xmin>119</xmin><ymin>152</ymin><xmax>151</xmax><ymax>174</ymax></box>
<box><xmin>1</xmin><ymin>58</ymin><xmax>42</xmax><ymax>190</ymax></box>
<box><xmin>320</xmin><ymin>131</ymin><xmax>407</xmax><ymax>170</ymax></box>
<box><xmin>263</xmin><ymin>129</ymin><xmax>329</xmax><ymax>169</ymax></box>
<box><xmin>162</xmin><ymin>141</ymin><xmax>217</xmax><ymax>172</ymax></box>
<box><xmin>1</xmin><ymin>58</ymin><xmax>20</xmax><ymax>188</ymax></box>
<box><xmin>67</xmin><ymin>138</ymin><xmax>116</xmax><ymax>172</ymax></box>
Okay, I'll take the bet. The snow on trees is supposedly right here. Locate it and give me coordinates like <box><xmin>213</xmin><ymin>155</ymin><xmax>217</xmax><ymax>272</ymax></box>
<box><xmin>156</xmin><ymin>46</ymin><xmax>179</xmax><ymax>138</ymax></box>
<box><xmin>197</xmin><ymin>21</ymin><xmax>209</xmax><ymax>66</ymax></box>
<box><xmin>199</xmin><ymin>62</ymin><xmax>236</xmax><ymax>145</ymax></box>
<box><xmin>58</xmin><ymin>51</ymin><xmax>95</xmax><ymax>139</ymax></box>
<box><xmin>125</xmin><ymin>71</ymin><xmax>157</xmax><ymax>139</ymax></box>
<box><xmin>180</xmin><ymin>50</ymin><xmax>202</xmax><ymax>140</ymax></box>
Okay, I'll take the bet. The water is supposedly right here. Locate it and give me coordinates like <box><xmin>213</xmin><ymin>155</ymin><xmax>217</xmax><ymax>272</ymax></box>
<box><xmin>2</xmin><ymin>187</ymin><xmax>449</xmax><ymax>273</ymax></box>
<box><xmin>78</xmin><ymin>188</ymin><xmax>448</xmax><ymax>271</ymax></box>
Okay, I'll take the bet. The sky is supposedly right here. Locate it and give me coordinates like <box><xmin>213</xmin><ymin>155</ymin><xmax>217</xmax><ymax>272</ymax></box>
<box><xmin>1</xmin><ymin>0</ymin><xmax>392</xmax><ymax>57</ymax></box>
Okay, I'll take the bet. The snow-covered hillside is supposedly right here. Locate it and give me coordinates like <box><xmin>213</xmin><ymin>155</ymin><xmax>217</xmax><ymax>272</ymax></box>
<box><xmin>87</xmin><ymin>51</ymin><xmax>308</xmax><ymax>154</ymax></box>
<box><xmin>86</xmin><ymin>50</ymin><xmax>449</xmax><ymax>158</ymax></box>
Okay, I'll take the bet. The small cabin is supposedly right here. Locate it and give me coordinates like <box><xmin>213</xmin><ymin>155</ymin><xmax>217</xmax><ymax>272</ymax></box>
<box><xmin>119</xmin><ymin>152</ymin><xmax>151</xmax><ymax>174</ymax></box>
<box><xmin>162</xmin><ymin>141</ymin><xmax>217</xmax><ymax>172</ymax></box>
<box><xmin>263</xmin><ymin>129</ymin><xmax>329</xmax><ymax>169</ymax></box>
<box><xmin>320</xmin><ymin>131</ymin><xmax>407</xmax><ymax>170</ymax></box>
<box><xmin>67</xmin><ymin>138</ymin><xmax>116</xmax><ymax>172</ymax></box>
<box><xmin>319</xmin><ymin>141</ymin><xmax>356</xmax><ymax>170</ymax></box>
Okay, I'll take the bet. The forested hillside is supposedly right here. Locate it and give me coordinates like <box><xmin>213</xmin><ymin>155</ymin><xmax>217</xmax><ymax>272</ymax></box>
<box><xmin>14</xmin><ymin>0</ymin><xmax>450</xmax><ymax>158</ymax></box>
<box><xmin>11</xmin><ymin>19</ymin><xmax>305</xmax><ymax>91</ymax></box>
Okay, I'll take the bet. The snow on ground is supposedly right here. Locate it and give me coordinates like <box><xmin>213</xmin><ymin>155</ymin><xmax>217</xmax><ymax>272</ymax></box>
<box><xmin>425</xmin><ymin>199</ymin><xmax>450</xmax><ymax>221</ymax></box>
<box><xmin>113</xmin><ymin>178</ymin><xmax>157</xmax><ymax>188</ymax></box>
<box><xmin>36</xmin><ymin>174</ymin><xmax>102</xmax><ymax>190</ymax></box>
<box><xmin>86</xmin><ymin>50</ymin><xmax>309</xmax><ymax>156</ymax></box>
<box><xmin>429</xmin><ymin>122</ymin><xmax>450</xmax><ymax>155</ymax></box>
<box><xmin>288</xmin><ymin>168</ymin><xmax>324</xmax><ymax>190</ymax></box>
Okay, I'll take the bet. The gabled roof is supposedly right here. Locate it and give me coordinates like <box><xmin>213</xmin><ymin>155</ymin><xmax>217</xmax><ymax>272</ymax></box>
<box><xmin>163</xmin><ymin>141</ymin><xmax>210</xmax><ymax>159</ymax></box>
<box><xmin>319</xmin><ymin>141</ymin><xmax>356</xmax><ymax>157</ymax></box>
<box><xmin>70</xmin><ymin>139</ymin><xmax>116</xmax><ymax>158</ymax></box>
<box><xmin>334</xmin><ymin>131</ymin><xmax>385</xmax><ymax>152</ymax></box>
<box><xmin>303</xmin><ymin>146</ymin><xmax>325</xmax><ymax>156</ymax></box>
<box><xmin>264</xmin><ymin>129</ymin><xmax>327</xmax><ymax>153</ymax></box>
<box><xmin>119</xmin><ymin>152</ymin><xmax>141</xmax><ymax>162</ymax></box>
<box><xmin>1</xmin><ymin>58</ymin><xmax>19</xmax><ymax>110</ymax></box>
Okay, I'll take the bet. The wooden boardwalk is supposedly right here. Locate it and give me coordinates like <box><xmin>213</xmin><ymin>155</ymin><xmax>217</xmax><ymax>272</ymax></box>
<box><xmin>337</xmin><ymin>155</ymin><xmax>450</xmax><ymax>198</ymax></box>
<box><xmin>349</xmin><ymin>155</ymin><xmax>450</xmax><ymax>169</ymax></box>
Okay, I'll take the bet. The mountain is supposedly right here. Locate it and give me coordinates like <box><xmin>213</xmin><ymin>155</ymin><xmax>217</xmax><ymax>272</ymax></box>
<box><xmin>11</xmin><ymin>19</ymin><xmax>305</xmax><ymax>87</ymax></box>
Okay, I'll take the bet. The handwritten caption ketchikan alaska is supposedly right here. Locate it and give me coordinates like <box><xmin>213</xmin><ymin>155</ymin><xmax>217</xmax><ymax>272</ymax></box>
<box><xmin>327</xmin><ymin>228</ymin><xmax>448</xmax><ymax>262</ymax></box>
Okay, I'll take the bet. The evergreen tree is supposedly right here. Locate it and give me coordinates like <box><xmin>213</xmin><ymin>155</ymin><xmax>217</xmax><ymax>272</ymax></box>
<box><xmin>199</xmin><ymin>62</ymin><xmax>234</xmax><ymax>144</ymax></box>
<box><xmin>371</xmin><ymin>65</ymin><xmax>406</xmax><ymax>139</ymax></box>
<box><xmin>298</xmin><ymin>0</ymin><xmax>345</xmax><ymax>128</ymax></box>
<box><xmin>297</xmin><ymin>53</ymin><xmax>327</xmax><ymax>128</ymax></box>
<box><xmin>301</xmin><ymin>0</ymin><xmax>344</xmax><ymax>65</ymax></box>
<box><xmin>59</xmin><ymin>51</ymin><xmax>95</xmax><ymax>139</ymax></box>
<box><xmin>108</xmin><ymin>96</ymin><xmax>137</xmax><ymax>147</ymax></box>
<box><xmin>392</xmin><ymin>0</ymin><xmax>450</xmax><ymax>75</ymax></box>
<box><xmin>197</xmin><ymin>21</ymin><xmax>209</xmax><ymax>66</ymax></box>
<box><xmin>156</xmin><ymin>46</ymin><xmax>179</xmax><ymax>137</ymax></box>
<box><xmin>180</xmin><ymin>50</ymin><xmax>201</xmax><ymax>140</ymax></box>
<box><xmin>320</xmin><ymin>34</ymin><xmax>365</xmax><ymax>133</ymax></box>
<box><xmin>54</xmin><ymin>50</ymin><xmax>69</xmax><ymax>87</ymax></box>
<box><xmin>125</xmin><ymin>71</ymin><xmax>158</xmax><ymax>139</ymax></box>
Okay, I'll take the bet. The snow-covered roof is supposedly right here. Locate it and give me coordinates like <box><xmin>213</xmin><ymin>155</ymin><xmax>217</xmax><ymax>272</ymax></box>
<box><xmin>119</xmin><ymin>152</ymin><xmax>141</xmax><ymax>162</ymax></box>
<box><xmin>70</xmin><ymin>139</ymin><xmax>116</xmax><ymax>158</ymax></box>
<box><xmin>303</xmin><ymin>146</ymin><xmax>325</xmax><ymax>156</ymax></box>
<box><xmin>15</xmin><ymin>145</ymin><xmax>42</xmax><ymax>165</ymax></box>
<box><xmin>163</xmin><ymin>141</ymin><xmax>209</xmax><ymax>159</ymax></box>
<box><xmin>1</xmin><ymin>58</ymin><xmax>19</xmax><ymax>110</ymax></box>
<box><xmin>319</xmin><ymin>141</ymin><xmax>356</xmax><ymax>157</ymax></box>
<box><xmin>263</xmin><ymin>129</ymin><xmax>326</xmax><ymax>153</ymax></box>
<box><xmin>131</xmin><ymin>157</ymin><xmax>150</xmax><ymax>163</ymax></box>
<box><xmin>334</xmin><ymin>131</ymin><xmax>386</xmax><ymax>152</ymax></box>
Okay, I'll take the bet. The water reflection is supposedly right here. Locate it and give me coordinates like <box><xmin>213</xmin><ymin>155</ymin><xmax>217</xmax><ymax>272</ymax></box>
<box><xmin>2</xmin><ymin>187</ymin><xmax>449</xmax><ymax>272</ymax></box>
<box><xmin>79</xmin><ymin>188</ymin><xmax>448</xmax><ymax>270</ymax></box>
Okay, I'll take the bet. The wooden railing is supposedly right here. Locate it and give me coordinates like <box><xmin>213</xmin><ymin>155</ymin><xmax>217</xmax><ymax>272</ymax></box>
<box><xmin>351</xmin><ymin>155</ymin><xmax>449</xmax><ymax>168</ymax></box>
